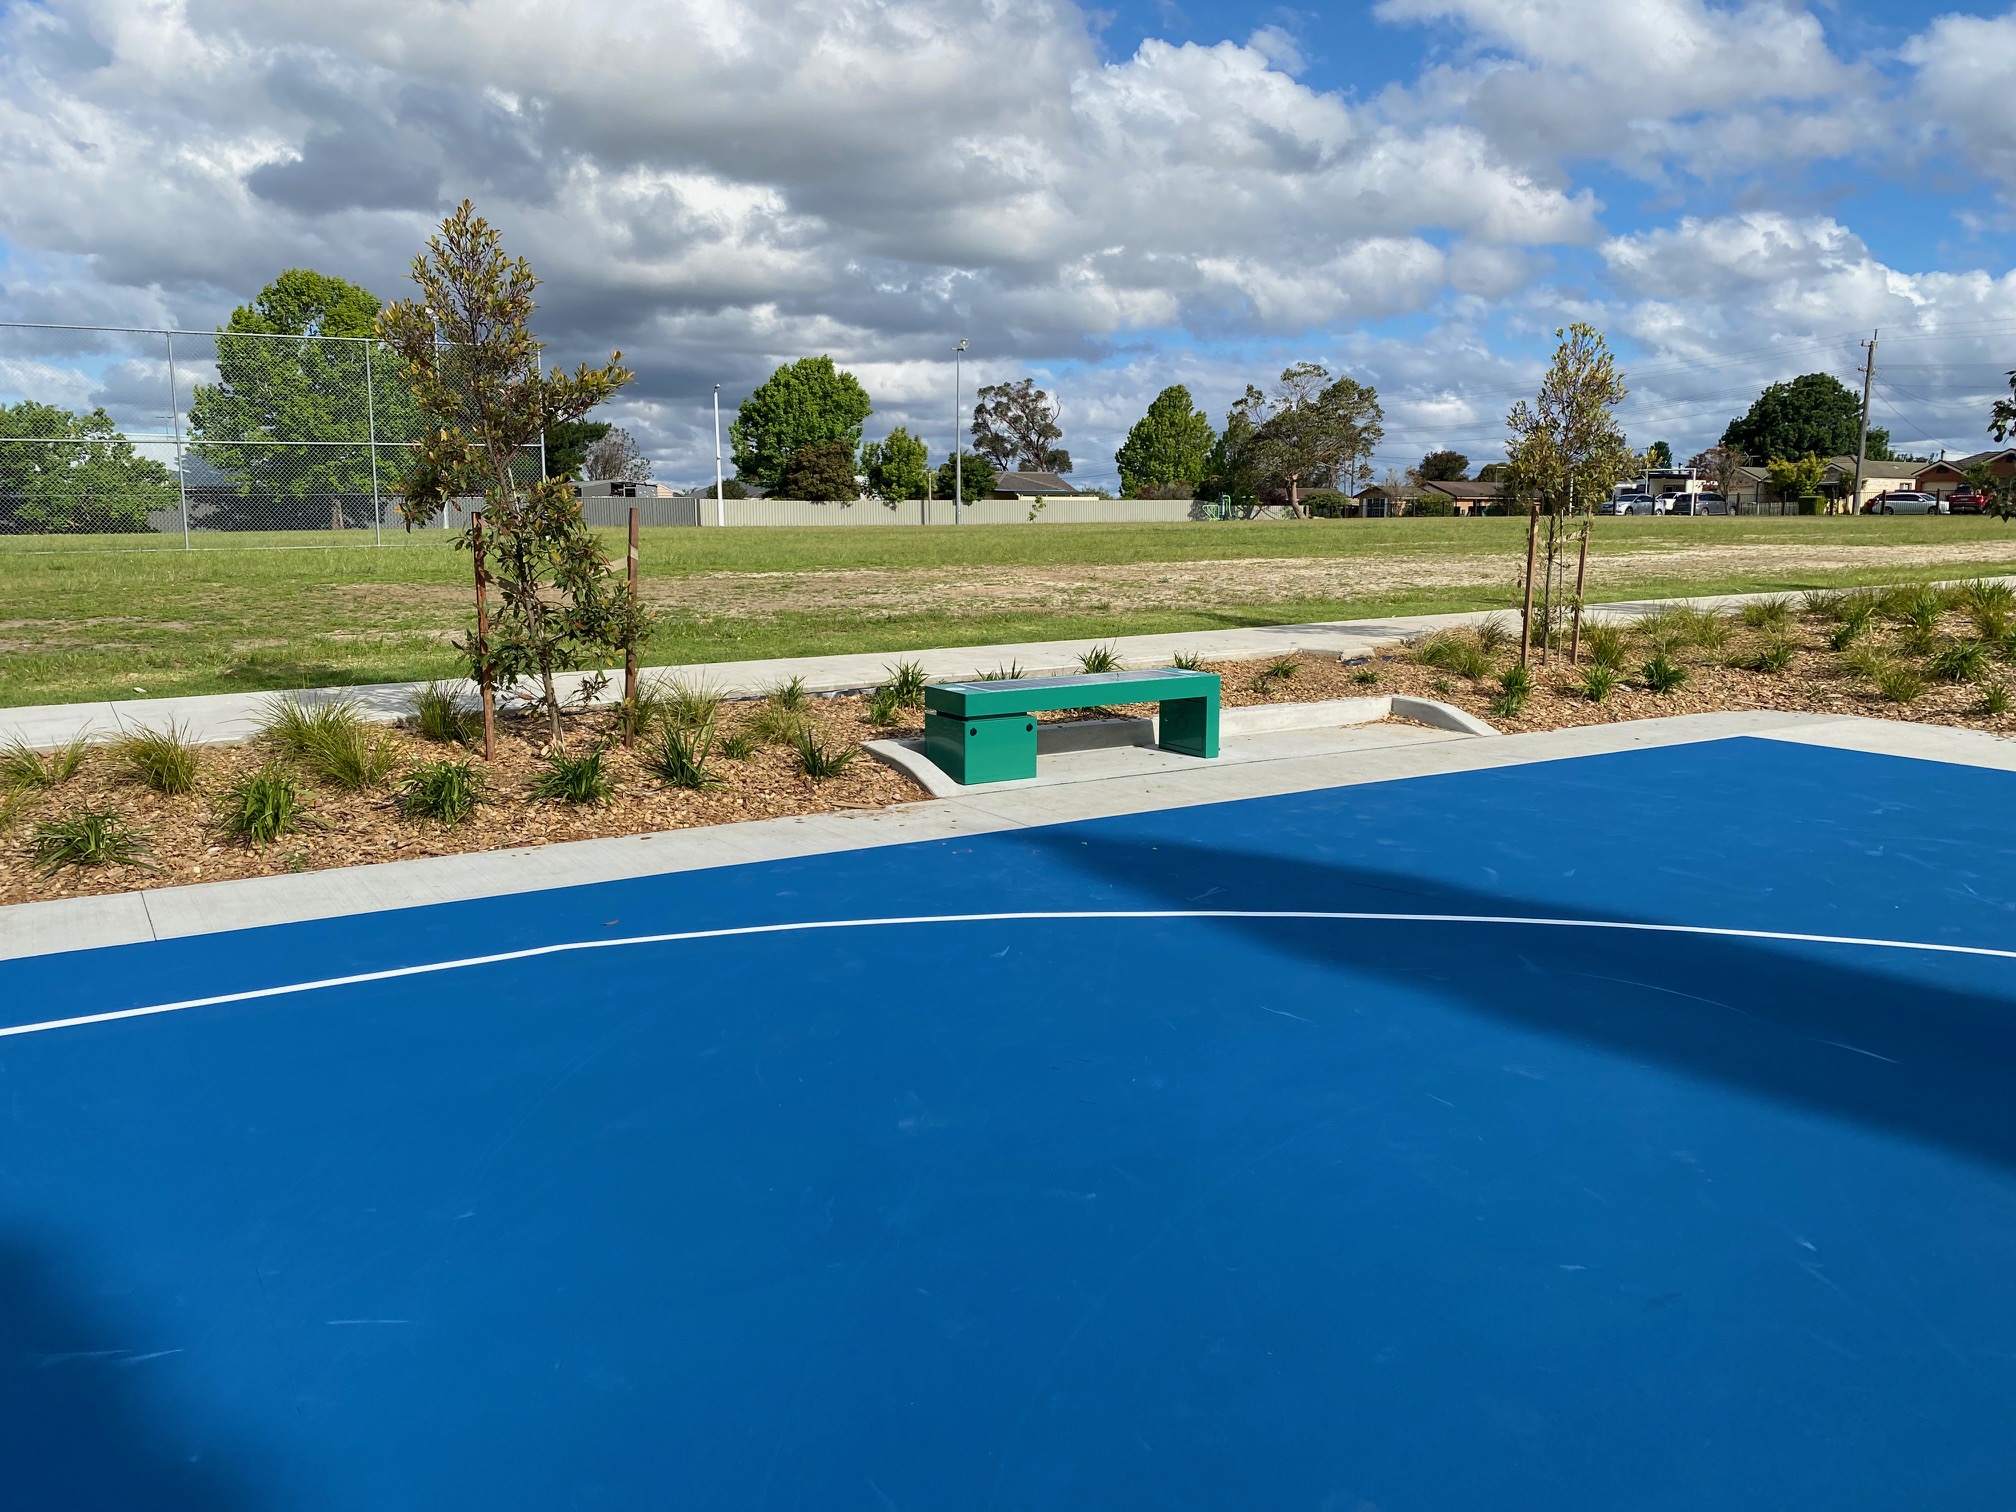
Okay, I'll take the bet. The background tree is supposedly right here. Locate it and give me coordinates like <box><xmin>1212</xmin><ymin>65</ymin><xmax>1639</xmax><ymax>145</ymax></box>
<box><xmin>188</xmin><ymin>268</ymin><xmax>420</xmax><ymax>529</ymax></box>
<box><xmin>1199</xmin><ymin>389</ymin><xmax>1265</xmax><ymax>508</ymax></box>
<box><xmin>971</xmin><ymin>378</ymin><xmax>1070</xmax><ymax>472</ymax></box>
<box><xmin>861</xmin><ymin>427</ymin><xmax>931</xmax><ymax>500</ymax></box>
<box><xmin>776</xmin><ymin>440</ymin><xmax>860</xmax><ymax>501</ymax></box>
<box><xmin>1981</xmin><ymin>373</ymin><xmax>2016</xmax><ymax>521</ymax></box>
<box><xmin>1476</xmin><ymin>461</ymin><xmax>1511</xmax><ymax>483</ymax></box>
<box><xmin>1115</xmin><ymin>385</ymin><xmax>1215</xmax><ymax>497</ymax></box>
<box><xmin>1722</xmin><ymin>373</ymin><xmax>1891</xmax><ymax>463</ymax></box>
<box><xmin>1765</xmin><ymin>452</ymin><xmax>1829</xmax><ymax>510</ymax></box>
<box><xmin>1418</xmin><ymin>449</ymin><xmax>1469</xmax><ymax>481</ymax></box>
<box><xmin>0</xmin><ymin>401</ymin><xmax>175</xmax><ymax>534</ymax></box>
<box><xmin>1245</xmin><ymin>365</ymin><xmax>1385</xmax><ymax>515</ymax></box>
<box><xmin>1647</xmin><ymin>440</ymin><xmax>1674</xmax><ymax>468</ymax></box>
<box><xmin>1504</xmin><ymin>323</ymin><xmax>1634</xmax><ymax>663</ymax></box>
<box><xmin>378</xmin><ymin>201</ymin><xmax>648</xmax><ymax>749</ymax></box>
<box><xmin>1993</xmin><ymin>368</ymin><xmax>2016</xmax><ymax>444</ymax></box>
<box><xmin>935</xmin><ymin>451</ymin><xmax>996</xmax><ymax>503</ymax></box>
<box><xmin>584</xmin><ymin>427</ymin><xmax>651</xmax><ymax>483</ymax></box>
<box><xmin>730</xmin><ymin>356</ymin><xmax>872</xmax><ymax>489</ymax></box>
<box><xmin>1686</xmin><ymin>444</ymin><xmax>1745</xmax><ymax>499</ymax></box>
<box><xmin>542</xmin><ymin>418</ymin><xmax>610</xmax><ymax>480</ymax></box>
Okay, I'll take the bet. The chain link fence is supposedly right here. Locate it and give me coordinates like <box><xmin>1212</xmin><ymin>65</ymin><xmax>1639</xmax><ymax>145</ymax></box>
<box><xmin>0</xmin><ymin>321</ymin><xmax>543</xmax><ymax>551</ymax></box>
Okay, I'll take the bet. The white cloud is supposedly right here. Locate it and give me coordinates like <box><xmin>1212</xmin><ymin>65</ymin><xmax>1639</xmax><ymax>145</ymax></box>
<box><xmin>1907</xmin><ymin>10</ymin><xmax>2016</xmax><ymax>190</ymax></box>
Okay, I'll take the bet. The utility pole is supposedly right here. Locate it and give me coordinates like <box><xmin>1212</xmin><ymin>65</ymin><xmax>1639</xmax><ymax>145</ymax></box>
<box><xmin>712</xmin><ymin>384</ymin><xmax>725</xmax><ymax>527</ymax></box>
<box><xmin>952</xmin><ymin>338</ymin><xmax>968</xmax><ymax>525</ymax></box>
<box><xmin>1852</xmin><ymin>330</ymin><xmax>1878</xmax><ymax>517</ymax></box>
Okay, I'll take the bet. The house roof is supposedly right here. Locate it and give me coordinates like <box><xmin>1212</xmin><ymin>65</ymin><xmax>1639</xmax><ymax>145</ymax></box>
<box><xmin>1421</xmin><ymin>478</ymin><xmax>1501</xmax><ymax>499</ymax></box>
<box><xmin>1824</xmin><ymin>456</ymin><xmax>1921</xmax><ymax>480</ymax></box>
<box><xmin>992</xmin><ymin>470</ymin><xmax>1081</xmax><ymax>497</ymax></box>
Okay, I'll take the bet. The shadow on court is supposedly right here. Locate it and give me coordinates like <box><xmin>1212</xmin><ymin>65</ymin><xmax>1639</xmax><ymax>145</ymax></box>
<box><xmin>0</xmin><ymin>1235</ymin><xmax>257</xmax><ymax>1511</ymax></box>
<box><xmin>1034</xmin><ymin>829</ymin><xmax>2016</xmax><ymax>1175</ymax></box>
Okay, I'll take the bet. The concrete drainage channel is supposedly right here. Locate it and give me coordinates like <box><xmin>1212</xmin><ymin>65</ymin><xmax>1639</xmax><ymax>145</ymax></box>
<box><xmin>865</xmin><ymin>695</ymin><xmax>1499</xmax><ymax>798</ymax></box>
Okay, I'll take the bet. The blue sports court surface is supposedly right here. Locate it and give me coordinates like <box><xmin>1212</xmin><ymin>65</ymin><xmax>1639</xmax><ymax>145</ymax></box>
<box><xmin>6</xmin><ymin>733</ymin><xmax>2016</xmax><ymax>1509</ymax></box>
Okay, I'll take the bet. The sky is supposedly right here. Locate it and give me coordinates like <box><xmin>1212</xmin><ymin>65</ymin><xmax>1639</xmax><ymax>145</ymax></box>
<box><xmin>3</xmin><ymin>0</ymin><xmax>2016</xmax><ymax>489</ymax></box>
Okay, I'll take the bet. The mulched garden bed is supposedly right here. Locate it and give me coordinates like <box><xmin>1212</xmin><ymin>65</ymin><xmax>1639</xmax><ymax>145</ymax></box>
<box><xmin>6</xmin><ymin>582</ymin><xmax>2012</xmax><ymax>907</ymax></box>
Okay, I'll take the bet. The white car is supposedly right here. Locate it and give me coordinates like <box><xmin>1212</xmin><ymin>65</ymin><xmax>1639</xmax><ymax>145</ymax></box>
<box><xmin>1867</xmin><ymin>491</ymin><xmax>1945</xmax><ymax>515</ymax></box>
<box><xmin>1616</xmin><ymin>493</ymin><xmax>1661</xmax><ymax>515</ymax></box>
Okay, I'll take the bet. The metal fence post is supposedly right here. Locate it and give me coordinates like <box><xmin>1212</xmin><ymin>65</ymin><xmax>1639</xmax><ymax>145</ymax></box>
<box><xmin>165</xmin><ymin>330</ymin><xmax>191</xmax><ymax>550</ymax></box>
<box><xmin>364</xmin><ymin>337</ymin><xmax>383</xmax><ymax>546</ymax></box>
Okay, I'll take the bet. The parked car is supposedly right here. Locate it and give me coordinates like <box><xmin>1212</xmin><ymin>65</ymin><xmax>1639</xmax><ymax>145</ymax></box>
<box><xmin>1611</xmin><ymin>493</ymin><xmax>1659</xmax><ymax>515</ymax></box>
<box><xmin>1948</xmin><ymin>488</ymin><xmax>1991</xmax><ymax>515</ymax></box>
<box><xmin>1864</xmin><ymin>491</ymin><xmax>1946</xmax><ymax>515</ymax></box>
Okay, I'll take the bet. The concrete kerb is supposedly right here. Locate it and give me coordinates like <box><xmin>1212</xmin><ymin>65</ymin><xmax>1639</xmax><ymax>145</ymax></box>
<box><xmin>15</xmin><ymin>576</ymin><xmax>2009</xmax><ymax>752</ymax></box>
<box><xmin>8</xmin><ymin>707</ymin><xmax>2001</xmax><ymax>963</ymax></box>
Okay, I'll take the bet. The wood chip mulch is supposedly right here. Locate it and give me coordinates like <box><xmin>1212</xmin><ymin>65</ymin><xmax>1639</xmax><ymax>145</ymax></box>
<box><xmin>7</xmin><ymin>603</ymin><xmax>2012</xmax><ymax>906</ymax></box>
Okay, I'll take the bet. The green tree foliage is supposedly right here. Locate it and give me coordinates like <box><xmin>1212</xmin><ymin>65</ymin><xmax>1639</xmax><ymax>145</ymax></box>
<box><xmin>188</xmin><ymin>269</ymin><xmax>422</xmax><ymax>528</ymax></box>
<box><xmin>1765</xmin><ymin>452</ymin><xmax>1828</xmax><ymax>505</ymax></box>
<box><xmin>730</xmin><ymin>357</ymin><xmax>872</xmax><ymax>489</ymax></box>
<box><xmin>1503</xmin><ymin>323</ymin><xmax>1635</xmax><ymax>513</ymax></box>
<box><xmin>934</xmin><ymin>451</ymin><xmax>996</xmax><ymax>503</ymax></box>
<box><xmin>971</xmin><ymin>378</ymin><xmax>1070</xmax><ymax>472</ymax></box>
<box><xmin>1646</xmin><ymin>440</ymin><xmax>1674</xmax><ymax>468</ymax></box>
<box><xmin>1722</xmin><ymin>373</ymin><xmax>1890</xmax><ymax>463</ymax></box>
<box><xmin>542</xmin><ymin>418</ymin><xmax>611</xmax><ymax>480</ymax></box>
<box><xmin>1476</xmin><ymin>462</ymin><xmax>1511</xmax><ymax>482</ymax></box>
<box><xmin>777</xmin><ymin>440</ymin><xmax>860</xmax><ymax>501</ymax></box>
<box><xmin>1242</xmin><ymin>365</ymin><xmax>1385</xmax><ymax>512</ymax></box>
<box><xmin>861</xmin><ymin>427</ymin><xmax>931</xmax><ymax>500</ymax></box>
<box><xmin>0</xmin><ymin>401</ymin><xmax>175</xmax><ymax>534</ymax></box>
<box><xmin>378</xmin><ymin>202</ymin><xmax>649</xmax><ymax>747</ymax></box>
<box><xmin>1418</xmin><ymin>449</ymin><xmax>1469</xmax><ymax>481</ymax></box>
<box><xmin>1993</xmin><ymin>369</ymin><xmax>2016</xmax><ymax>445</ymax></box>
<box><xmin>1115</xmin><ymin>385</ymin><xmax>1215</xmax><ymax>496</ymax></box>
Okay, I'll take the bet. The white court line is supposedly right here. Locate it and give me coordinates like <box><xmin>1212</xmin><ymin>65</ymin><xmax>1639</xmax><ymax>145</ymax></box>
<box><xmin>3</xmin><ymin>909</ymin><xmax>2011</xmax><ymax>1043</ymax></box>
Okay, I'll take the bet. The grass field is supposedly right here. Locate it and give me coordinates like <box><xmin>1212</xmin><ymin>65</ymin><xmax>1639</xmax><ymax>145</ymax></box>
<box><xmin>8</xmin><ymin>516</ymin><xmax>2016</xmax><ymax>707</ymax></box>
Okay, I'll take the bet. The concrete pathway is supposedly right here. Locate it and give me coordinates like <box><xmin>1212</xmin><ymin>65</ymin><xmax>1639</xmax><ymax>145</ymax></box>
<box><xmin>0</xmin><ymin>583</ymin><xmax>1876</xmax><ymax>751</ymax></box>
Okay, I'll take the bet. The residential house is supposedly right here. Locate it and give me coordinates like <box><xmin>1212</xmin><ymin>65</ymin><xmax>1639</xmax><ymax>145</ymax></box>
<box><xmin>989</xmin><ymin>470</ymin><xmax>1085</xmax><ymax>501</ymax></box>
<box><xmin>1355</xmin><ymin>478</ymin><xmax>1501</xmax><ymax>516</ymax></box>
<box><xmin>1914</xmin><ymin>449</ymin><xmax>2016</xmax><ymax>501</ymax></box>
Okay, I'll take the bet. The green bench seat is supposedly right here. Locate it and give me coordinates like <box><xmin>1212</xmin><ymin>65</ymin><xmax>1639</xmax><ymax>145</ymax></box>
<box><xmin>922</xmin><ymin>668</ymin><xmax>1221</xmax><ymax>785</ymax></box>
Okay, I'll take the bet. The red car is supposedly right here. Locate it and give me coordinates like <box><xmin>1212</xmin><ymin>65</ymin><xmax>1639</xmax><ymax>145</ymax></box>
<box><xmin>1949</xmin><ymin>488</ymin><xmax>1991</xmax><ymax>515</ymax></box>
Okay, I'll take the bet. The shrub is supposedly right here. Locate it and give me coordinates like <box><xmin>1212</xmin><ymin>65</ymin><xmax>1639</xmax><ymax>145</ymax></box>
<box><xmin>30</xmin><ymin>811</ymin><xmax>153</xmax><ymax>875</ymax></box>
<box><xmin>1580</xmin><ymin>663</ymin><xmax>1620</xmax><ymax>702</ymax></box>
<box><xmin>1672</xmin><ymin>606</ymin><xmax>1733</xmax><ymax>652</ymax></box>
<box><xmin>1733</xmin><ymin>636</ymin><xmax>1796</xmax><ymax>674</ymax></box>
<box><xmin>1641</xmin><ymin>654</ymin><xmax>1689</xmax><ymax>693</ymax></box>
<box><xmin>216</xmin><ymin>765</ymin><xmax>310</xmax><ymax>846</ymax></box>
<box><xmin>1740</xmin><ymin>595</ymin><xmax>1791</xmax><ymax>629</ymax></box>
<box><xmin>309</xmin><ymin>722</ymin><xmax>400</xmax><ymax>791</ymax></box>
<box><xmin>866</xmin><ymin>685</ymin><xmax>905</xmax><ymax>726</ymax></box>
<box><xmin>411</xmin><ymin>682</ymin><xmax>479</xmax><ymax>745</ymax></box>
<box><xmin>1</xmin><ymin>733</ymin><xmax>90</xmax><ymax>790</ymax></box>
<box><xmin>1077</xmin><ymin>643</ymin><xmax>1122</xmax><ymax>674</ymax></box>
<box><xmin>1927</xmin><ymin>639</ymin><xmax>1989</xmax><ymax>683</ymax></box>
<box><xmin>1491</xmin><ymin>663</ymin><xmax>1533</xmax><ymax>718</ymax></box>
<box><xmin>1250</xmin><ymin>656</ymin><xmax>1301</xmax><ymax>694</ymax></box>
<box><xmin>1474</xmin><ymin>614</ymin><xmax>1514</xmax><ymax>654</ymax></box>
<box><xmin>1412</xmin><ymin>633</ymin><xmax>1490</xmax><ymax>679</ymax></box>
<box><xmin>531</xmin><ymin>746</ymin><xmax>614</xmax><ymax>805</ymax></box>
<box><xmin>115</xmin><ymin>723</ymin><xmax>200</xmax><ymax>795</ymax></box>
<box><xmin>1883</xmin><ymin>584</ymin><xmax>1943</xmax><ymax>632</ymax></box>
<box><xmin>1633</xmin><ymin>608</ymin><xmax>1688</xmax><ymax>655</ymax></box>
<box><xmin>1579</xmin><ymin>621</ymin><xmax>1630</xmax><ymax>669</ymax></box>
<box><xmin>1874</xmin><ymin>663</ymin><xmax>1925</xmax><ymax>704</ymax></box>
<box><xmin>1170</xmin><ymin>651</ymin><xmax>1204</xmax><ymax>671</ymax></box>
<box><xmin>792</xmin><ymin>724</ymin><xmax>857</xmax><ymax>780</ymax></box>
<box><xmin>1837</xmin><ymin>644</ymin><xmax>1888</xmax><ymax>682</ymax></box>
<box><xmin>1353</xmin><ymin>668</ymin><xmax>1380</xmax><ymax>686</ymax></box>
<box><xmin>1897</xmin><ymin>621</ymin><xmax>1939</xmax><ymax>659</ymax></box>
<box><xmin>765</xmin><ymin>676</ymin><xmax>808</xmax><ymax>713</ymax></box>
<box><xmin>1828</xmin><ymin>616</ymin><xmax>1869</xmax><ymax>651</ymax></box>
<box><xmin>752</xmin><ymin>701</ymin><xmax>809</xmax><ymax>745</ymax></box>
<box><xmin>1801</xmin><ymin>589</ymin><xmax>1846</xmax><ymax>621</ymax></box>
<box><xmin>718</xmin><ymin>727</ymin><xmax>759</xmax><ymax>761</ymax></box>
<box><xmin>1981</xmin><ymin>682</ymin><xmax>2013</xmax><ymax>717</ymax></box>
<box><xmin>646</xmin><ymin>719</ymin><xmax>724</xmax><ymax>790</ymax></box>
<box><xmin>1965</xmin><ymin>581</ymin><xmax>2014</xmax><ymax>641</ymax></box>
<box><xmin>666</xmin><ymin>680</ymin><xmax>725</xmax><ymax>731</ymax></box>
<box><xmin>976</xmin><ymin>662</ymin><xmax>1025</xmax><ymax>682</ymax></box>
<box><xmin>883</xmin><ymin>659</ymin><xmax>929</xmax><ymax>707</ymax></box>
<box><xmin>1299</xmin><ymin>489</ymin><xmax>1353</xmax><ymax>517</ymax></box>
<box><xmin>0</xmin><ymin>786</ymin><xmax>28</xmax><ymax>833</ymax></box>
<box><xmin>399</xmin><ymin>759</ymin><xmax>485</xmax><ymax>824</ymax></box>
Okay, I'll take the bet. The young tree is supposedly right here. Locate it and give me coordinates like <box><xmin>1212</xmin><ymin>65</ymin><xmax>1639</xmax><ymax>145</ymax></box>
<box><xmin>1115</xmin><ymin>385</ymin><xmax>1215</xmax><ymax>496</ymax></box>
<box><xmin>189</xmin><ymin>268</ymin><xmax>424</xmax><ymax>529</ymax></box>
<box><xmin>1418</xmin><ymin>449</ymin><xmax>1469</xmax><ymax>481</ymax></box>
<box><xmin>378</xmin><ymin>201</ymin><xmax>648</xmax><ymax>749</ymax></box>
<box><xmin>971</xmin><ymin>378</ymin><xmax>1070</xmax><ymax>472</ymax></box>
<box><xmin>542</xmin><ymin>418</ymin><xmax>611</xmax><ymax>480</ymax></box>
<box><xmin>0</xmin><ymin>400</ymin><xmax>175</xmax><ymax>533</ymax></box>
<box><xmin>777</xmin><ymin>440</ymin><xmax>860</xmax><ymax>501</ymax></box>
<box><xmin>1503</xmin><ymin>323</ymin><xmax>1634</xmax><ymax>663</ymax></box>
<box><xmin>935</xmin><ymin>451</ymin><xmax>996</xmax><ymax>503</ymax></box>
<box><xmin>584</xmin><ymin>426</ymin><xmax>650</xmax><ymax>483</ymax></box>
<box><xmin>1765</xmin><ymin>452</ymin><xmax>1829</xmax><ymax>509</ymax></box>
<box><xmin>861</xmin><ymin>427</ymin><xmax>931</xmax><ymax>500</ymax></box>
<box><xmin>1723</xmin><ymin>374</ymin><xmax>1890</xmax><ymax>463</ymax></box>
<box><xmin>730</xmin><ymin>357</ymin><xmax>872</xmax><ymax>489</ymax></box>
<box><xmin>1993</xmin><ymin>368</ymin><xmax>2016</xmax><ymax>444</ymax></box>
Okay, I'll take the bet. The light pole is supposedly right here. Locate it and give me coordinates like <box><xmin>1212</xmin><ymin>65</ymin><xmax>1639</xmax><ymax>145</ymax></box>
<box><xmin>712</xmin><ymin>384</ymin><xmax>724</xmax><ymax>527</ymax></box>
<box><xmin>952</xmin><ymin>338</ymin><xmax>968</xmax><ymax>525</ymax></box>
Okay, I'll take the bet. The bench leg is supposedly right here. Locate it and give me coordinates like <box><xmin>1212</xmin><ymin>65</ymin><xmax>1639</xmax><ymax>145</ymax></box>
<box><xmin>1157</xmin><ymin>693</ymin><xmax>1219</xmax><ymax>758</ymax></box>
<box><xmin>923</xmin><ymin>710</ymin><xmax>1039</xmax><ymax>784</ymax></box>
